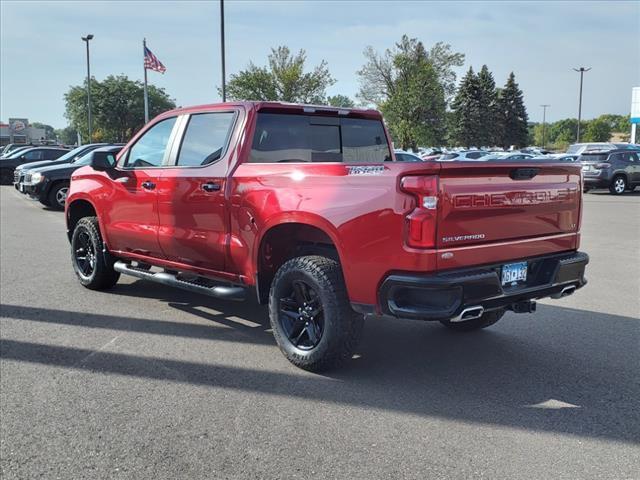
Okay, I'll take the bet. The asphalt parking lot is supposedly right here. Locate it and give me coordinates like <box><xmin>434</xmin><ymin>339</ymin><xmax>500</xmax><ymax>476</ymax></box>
<box><xmin>1</xmin><ymin>185</ymin><xmax>639</xmax><ymax>479</ymax></box>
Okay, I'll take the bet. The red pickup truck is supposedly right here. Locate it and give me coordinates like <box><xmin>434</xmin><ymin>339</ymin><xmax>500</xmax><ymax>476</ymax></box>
<box><xmin>66</xmin><ymin>102</ymin><xmax>589</xmax><ymax>371</ymax></box>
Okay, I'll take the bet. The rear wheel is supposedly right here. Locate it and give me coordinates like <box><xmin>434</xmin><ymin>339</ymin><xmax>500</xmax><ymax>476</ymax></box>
<box><xmin>439</xmin><ymin>309</ymin><xmax>505</xmax><ymax>332</ymax></box>
<box><xmin>269</xmin><ymin>255</ymin><xmax>363</xmax><ymax>372</ymax></box>
<box><xmin>71</xmin><ymin>216</ymin><xmax>120</xmax><ymax>290</ymax></box>
<box><xmin>609</xmin><ymin>175</ymin><xmax>627</xmax><ymax>195</ymax></box>
<box><xmin>48</xmin><ymin>182</ymin><xmax>69</xmax><ymax>210</ymax></box>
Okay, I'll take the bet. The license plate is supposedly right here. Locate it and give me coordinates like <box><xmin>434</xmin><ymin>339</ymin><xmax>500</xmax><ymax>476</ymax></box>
<box><xmin>502</xmin><ymin>261</ymin><xmax>528</xmax><ymax>285</ymax></box>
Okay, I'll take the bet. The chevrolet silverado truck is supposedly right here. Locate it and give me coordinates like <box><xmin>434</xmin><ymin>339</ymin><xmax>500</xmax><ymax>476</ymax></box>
<box><xmin>65</xmin><ymin>102</ymin><xmax>589</xmax><ymax>371</ymax></box>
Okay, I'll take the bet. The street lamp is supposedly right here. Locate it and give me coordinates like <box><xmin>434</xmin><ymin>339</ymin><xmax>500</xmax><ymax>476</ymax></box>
<box><xmin>540</xmin><ymin>104</ymin><xmax>550</xmax><ymax>149</ymax></box>
<box><xmin>573</xmin><ymin>67</ymin><xmax>591</xmax><ymax>143</ymax></box>
<box><xmin>81</xmin><ymin>34</ymin><xmax>94</xmax><ymax>143</ymax></box>
<box><xmin>220</xmin><ymin>0</ymin><xmax>226</xmax><ymax>102</ymax></box>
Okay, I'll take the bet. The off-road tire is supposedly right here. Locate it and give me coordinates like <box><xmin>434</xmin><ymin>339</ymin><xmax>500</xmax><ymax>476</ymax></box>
<box><xmin>48</xmin><ymin>182</ymin><xmax>69</xmax><ymax>211</ymax></box>
<box><xmin>439</xmin><ymin>309</ymin><xmax>505</xmax><ymax>332</ymax></box>
<box><xmin>609</xmin><ymin>175</ymin><xmax>627</xmax><ymax>195</ymax></box>
<box><xmin>269</xmin><ymin>255</ymin><xmax>364</xmax><ymax>372</ymax></box>
<box><xmin>71</xmin><ymin>216</ymin><xmax>120</xmax><ymax>290</ymax></box>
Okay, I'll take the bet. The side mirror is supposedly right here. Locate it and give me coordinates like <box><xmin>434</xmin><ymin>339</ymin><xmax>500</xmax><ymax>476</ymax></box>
<box><xmin>90</xmin><ymin>151</ymin><xmax>116</xmax><ymax>171</ymax></box>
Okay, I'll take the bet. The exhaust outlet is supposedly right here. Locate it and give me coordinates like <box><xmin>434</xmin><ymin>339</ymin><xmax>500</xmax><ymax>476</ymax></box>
<box><xmin>551</xmin><ymin>285</ymin><xmax>577</xmax><ymax>299</ymax></box>
<box><xmin>451</xmin><ymin>306</ymin><xmax>485</xmax><ymax>323</ymax></box>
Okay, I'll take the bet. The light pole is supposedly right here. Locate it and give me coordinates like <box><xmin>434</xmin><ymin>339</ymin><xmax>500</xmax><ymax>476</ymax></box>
<box><xmin>540</xmin><ymin>104</ymin><xmax>550</xmax><ymax>149</ymax></box>
<box><xmin>573</xmin><ymin>67</ymin><xmax>591</xmax><ymax>143</ymax></box>
<box><xmin>81</xmin><ymin>34</ymin><xmax>94</xmax><ymax>143</ymax></box>
<box><xmin>220</xmin><ymin>0</ymin><xmax>226</xmax><ymax>102</ymax></box>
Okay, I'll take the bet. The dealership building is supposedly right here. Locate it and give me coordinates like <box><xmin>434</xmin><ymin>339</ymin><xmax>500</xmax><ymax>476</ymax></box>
<box><xmin>0</xmin><ymin>118</ymin><xmax>46</xmax><ymax>146</ymax></box>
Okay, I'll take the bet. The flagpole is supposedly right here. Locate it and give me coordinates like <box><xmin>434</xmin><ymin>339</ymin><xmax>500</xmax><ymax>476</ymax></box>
<box><xmin>143</xmin><ymin>38</ymin><xmax>149</xmax><ymax>124</ymax></box>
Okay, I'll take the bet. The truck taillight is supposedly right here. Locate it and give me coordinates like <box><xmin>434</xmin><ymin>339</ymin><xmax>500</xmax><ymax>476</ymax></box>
<box><xmin>401</xmin><ymin>175</ymin><xmax>438</xmax><ymax>248</ymax></box>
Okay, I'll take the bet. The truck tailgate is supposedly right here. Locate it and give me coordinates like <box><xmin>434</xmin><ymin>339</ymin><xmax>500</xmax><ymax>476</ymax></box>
<box><xmin>436</xmin><ymin>160</ymin><xmax>581</xmax><ymax>254</ymax></box>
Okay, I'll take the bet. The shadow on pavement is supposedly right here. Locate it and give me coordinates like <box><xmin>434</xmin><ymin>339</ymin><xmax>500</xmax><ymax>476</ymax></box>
<box><xmin>1</xmin><ymin>281</ymin><xmax>638</xmax><ymax>444</ymax></box>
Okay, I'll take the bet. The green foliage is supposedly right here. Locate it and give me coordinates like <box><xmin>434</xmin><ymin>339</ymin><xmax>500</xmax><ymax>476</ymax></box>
<box><xmin>31</xmin><ymin>122</ymin><xmax>56</xmax><ymax>140</ymax></box>
<box><xmin>582</xmin><ymin>117</ymin><xmax>612</xmax><ymax>142</ymax></box>
<box><xmin>225</xmin><ymin>46</ymin><xmax>335</xmax><ymax>104</ymax></box>
<box><xmin>450</xmin><ymin>67</ymin><xmax>482</xmax><ymax>147</ymax></box>
<box><xmin>326</xmin><ymin>94</ymin><xmax>355</xmax><ymax>108</ymax></box>
<box><xmin>496</xmin><ymin>72</ymin><xmax>529</xmax><ymax>148</ymax></box>
<box><xmin>54</xmin><ymin>126</ymin><xmax>78</xmax><ymax>145</ymax></box>
<box><xmin>476</xmin><ymin>65</ymin><xmax>499</xmax><ymax>146</ymax></box>
<box><xmin>357</xmin><ymin>35</ymin><xmax>455</xmax><ymax>150</ymax></box>
<box><xmin>64</xmin><ymin>75</ymin><xmax>175</xmax><ymax>142</ymax></box>
<box><xmin>596</xmin><ymin>114</ymin><xmax>630</xmax><ymax>133</ymax></box>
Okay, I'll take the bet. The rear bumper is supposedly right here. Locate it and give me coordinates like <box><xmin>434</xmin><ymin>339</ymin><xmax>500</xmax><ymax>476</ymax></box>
<box><xmin>374</xmin><ymin>251</ymin><xmax>588</xmax><ymax>321</ymax></box>
<box><xmin>583</xmin><ymin>177</ymin><xmax>611</xmax><ymax>188</ymax></box>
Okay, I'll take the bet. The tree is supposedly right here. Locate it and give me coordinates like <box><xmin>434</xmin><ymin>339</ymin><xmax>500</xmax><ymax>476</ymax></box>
<box><xmin>64</xmin><ymin>75</ymin><xmax>175</xmax><ymax>143</ymax></box>
<box><xmin>55</xmin><ymin>126</ymin><xmax>77</xmax><ymax>145</ymax></box>
<box><xmin>326</xmin><ymin>94</ymin><xmax>355</xmax><ymax>108</ymax></box>
<box><xmin>225</xmin><ymin>46</ymin><xmax>335</xmax><ymax>103</ymax></box>
<box><xmin>357</xmin><ymin>35</ymin><xmax>450</xmax><ymax>150</ymax></box>
<box><xmin>582</xmin><ymin>117</ymin><xmax>612</xmax><ymax>142</ymax></box>
<box><xmin>450</xmin><ymin>67</ymin><xmax>482</xmax><ymax>148</ymax></box>
<box><xmin>425</xmin><ymin>41</ymin><xmax>466</xmax><ymax>104</ymax></box>
<box><xmin>476</xmin><ymin>65</ymin><xmax>499</xmax><ymax>146</ymax></box>
<box><xmin>31</xmin><ymin>122</ymin><xmax>56</xmax><ymax>140</ymax></box>
<box><xmin>496</xmin><ymin>72</ymin><xmax>529</xmax><ymax>148</ymax></box>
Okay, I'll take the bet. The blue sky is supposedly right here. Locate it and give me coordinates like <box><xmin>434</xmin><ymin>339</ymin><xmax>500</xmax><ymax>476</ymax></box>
<box><xmin>1</xmin><ymin>0</ymin><xmax>638</xmax><ymax>128</ymax></box>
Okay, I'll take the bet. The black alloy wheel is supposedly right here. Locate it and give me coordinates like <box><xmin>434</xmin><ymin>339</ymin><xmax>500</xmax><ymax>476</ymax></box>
<box><xmin>73</xmin><ymin>228</ymin><xmax>97</xmax><ymax>280</ymax></box>
<box><xmin>278</xmin><ymin>279</ymin><xmax>324</xmax><ymax>350</ymax></box>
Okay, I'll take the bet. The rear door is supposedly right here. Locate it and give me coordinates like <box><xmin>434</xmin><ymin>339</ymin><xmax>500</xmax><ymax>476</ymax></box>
<box><xmin>436</xmin><ymin>161</ymin><xmax>581</xmax><ymax>248</ymax></box>
<box><xmin>156</xmin><ymin>109</ymin><xmax>239</xmax><ymax>273</ymax></box>
<box><xmin>105</xmin><ymin>116</ymin><xmax>178</xmax><ymax>259</ymax></box>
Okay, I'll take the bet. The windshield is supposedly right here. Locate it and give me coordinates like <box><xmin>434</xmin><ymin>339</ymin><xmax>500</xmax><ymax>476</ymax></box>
<box><xmin>440</xmin><ymin>153</ymin><xmax>459</xmax><ymax>160</ymax></box>
<box><xmin>57</xmin><ymin>145</ymin><xmax>95</xmax><ymax>163</ymax></box>
<box><xmin>74</xmin><ymin>151</ymin><xmax>97</xmax><ymax>166</ymax></box>
<box><xmin>3</xmin><ymin>148</ymin><xmax>34</xmax><ymax>159</ymax></box>
<box><xmin>579</xmin><ymin>154</ymin><xmax>608</xmax><ymax>163</ymax></box>
<box><xmin>566</xmin><ymin>144</ymin><xmax>583</xmax><ymax>154</ymax></box>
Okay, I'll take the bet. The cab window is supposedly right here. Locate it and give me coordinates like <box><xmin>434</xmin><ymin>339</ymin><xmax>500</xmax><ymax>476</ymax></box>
<box><xmin>176</xmin><ymin>112</ymin><xmax>235</xmax><ymax>167</ymax></box>
<box><xmin>124</xmin><ymin>117</ymin><xmax>177</xmax><ymax>168</ymax></box>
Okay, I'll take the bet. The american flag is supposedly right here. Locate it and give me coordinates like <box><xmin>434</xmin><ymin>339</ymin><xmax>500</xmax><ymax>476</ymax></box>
<box><xmin>144</xmin><ymin>46</ymin><xmax>166</xmax><ymax>73</ymax></box>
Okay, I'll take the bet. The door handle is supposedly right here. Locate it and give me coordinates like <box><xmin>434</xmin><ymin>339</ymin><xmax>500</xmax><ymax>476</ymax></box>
<box><xmin>141</xmin><ymin>180</ymin><xmax>156</xmax><ymax>190</ymax></box>
<box><xmin>202</xmin><ymin>182</ymin><xmax>221</xmax><ymax>192</ymax></box>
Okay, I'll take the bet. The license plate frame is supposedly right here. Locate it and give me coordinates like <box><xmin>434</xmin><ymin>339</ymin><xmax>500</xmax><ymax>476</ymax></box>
<box><xmin>501</xmin><ymin>261</ymin><xmax>528</xmax><ymax>286</ymax></box>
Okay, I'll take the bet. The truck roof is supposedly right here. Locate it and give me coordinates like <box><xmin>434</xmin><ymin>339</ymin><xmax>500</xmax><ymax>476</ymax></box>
<box><xmin>160</xmin><ymin>101</ymin><xmax>383</xmax><ymax>120</ymax></box>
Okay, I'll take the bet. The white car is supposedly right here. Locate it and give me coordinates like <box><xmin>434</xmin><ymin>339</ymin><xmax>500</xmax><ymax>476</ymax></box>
<box><xmin>481</xmin><ymin>152</ymin><xmax>535</xmax><ymax>161</ymax></box>
<box><xmin>438</xmin><ymin>150</ymin><xmax>489</xmax><ymax>161</ymax></box>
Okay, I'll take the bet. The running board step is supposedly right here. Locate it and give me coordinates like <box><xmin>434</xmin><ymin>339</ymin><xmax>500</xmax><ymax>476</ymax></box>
<box><xmin>114</xmin><ymin>261</ymin><xmax>245</xmax><ymax>301</ymax></box>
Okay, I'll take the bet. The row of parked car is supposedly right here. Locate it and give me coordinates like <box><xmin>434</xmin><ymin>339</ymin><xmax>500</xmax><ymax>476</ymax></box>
<box><xmin>1</xmin><ymin>143</ymin><xmax>123</xmax><ymax>209</ymax></box>
<box><xmin>394</xmin><ymin>143</ymin><xmax>640</xmax><ymax>195</ymax></box>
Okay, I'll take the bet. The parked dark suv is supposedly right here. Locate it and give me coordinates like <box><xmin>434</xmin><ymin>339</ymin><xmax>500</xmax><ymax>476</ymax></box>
<box><xmin>25</xmin><ymin>145</ymin><xmax>123</xmax><ymax>210</ymax></box>
<box><xmin>580</xmin><ymin>149</ymin><xmax>640</xmax><ymax>195</ymax></box>
<box><xmin>0</xmin><ymin>147</ymin><xmax>69</xmax><ymax>184</ymax></box>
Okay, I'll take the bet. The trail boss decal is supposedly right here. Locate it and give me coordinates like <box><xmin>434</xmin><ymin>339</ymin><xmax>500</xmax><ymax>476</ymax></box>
<box><xmin>347</xmin><ymin>166</ymin><xmax>385</xmax><ymax>176</ymax></box>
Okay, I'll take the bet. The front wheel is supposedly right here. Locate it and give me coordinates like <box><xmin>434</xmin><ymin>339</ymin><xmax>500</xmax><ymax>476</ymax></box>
<box><xmin>609</xmin><ymin>175</ymin><xmax>627</xmax><ymax>195</ymax></box>
<box><xmin>48</xmin><ymin>182</ymin><xmax>69</xmax><ymax>210</ymax></box>
<box><xmin>439</xmin><ymin>309</ymin><xmax>505</xmax><ymax>332</ymax></box>
<box><xmin>71</xmin><ymin>216</ymin><xmax>120</xmax><ymax>290</ymax></box>
<box><xmin>269</xmin><ymin>255</ymin><xmax>363</xmax><ymax>372</ymax></box>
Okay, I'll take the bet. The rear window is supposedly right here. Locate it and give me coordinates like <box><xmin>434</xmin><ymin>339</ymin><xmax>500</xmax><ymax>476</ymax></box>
<box><xmin>249</xmin><ymin>113</ymin><xmax>390</xmax><ymax>163</ymax></box>
<box><xmin>579</xmin><ymin>153</ymin><xmax>608</xmax><ymax>163</ymax></box>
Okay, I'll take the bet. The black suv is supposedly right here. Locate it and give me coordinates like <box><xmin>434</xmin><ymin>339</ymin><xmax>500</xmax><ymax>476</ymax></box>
<box><xmin>25</xmin><ymin>145</ymin><xmax>123</xmax><ymax>210</ymax></box>
<box><xmin>0</xmin><ymin>147</ymin><xmax>69</xmax><ymax>184</ymax></box>
<box><xmin>580</xmin><ymin>149</ymin><xmax>640</xmax><ymax>195</ymax></box>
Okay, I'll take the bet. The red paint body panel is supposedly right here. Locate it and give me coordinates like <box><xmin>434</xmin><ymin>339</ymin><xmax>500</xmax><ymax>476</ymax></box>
<box><xmin>66</xmin><ymin>101</ymin><xmax>584</xmax><ymax>309</ymax></box>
